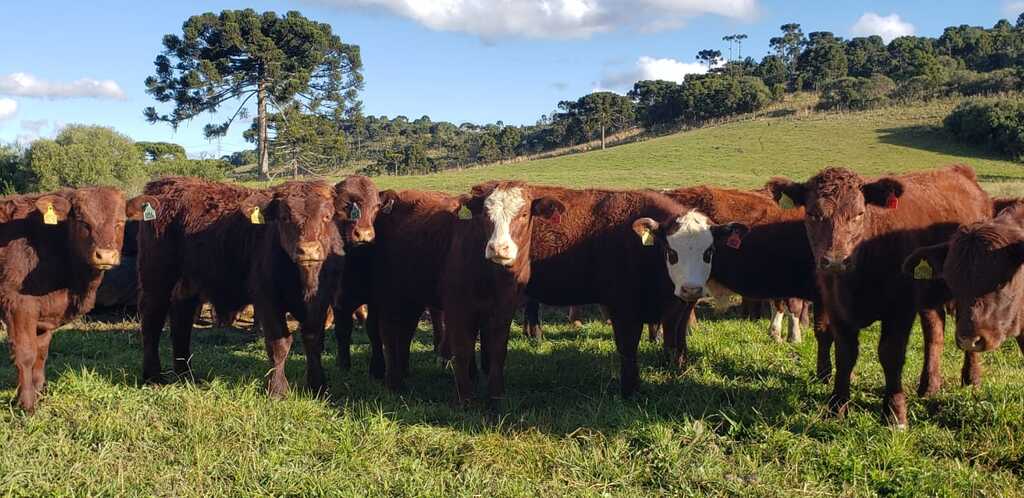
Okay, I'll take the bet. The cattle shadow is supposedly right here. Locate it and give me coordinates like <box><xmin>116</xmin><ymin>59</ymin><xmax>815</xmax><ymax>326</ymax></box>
<box><xmin>876</xmin><ymin>125</ymin><xmax>1022</xmax><ymax>166</ymax></box>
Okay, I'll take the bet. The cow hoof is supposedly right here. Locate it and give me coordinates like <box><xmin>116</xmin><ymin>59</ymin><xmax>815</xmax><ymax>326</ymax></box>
<box><xmin>572</xmin><ymin>320</ymin><xmax>584</xmax><ymax>328</ymax></box>
<box><xmin>143</xmin><ymin>372</ymin><xmax>170</xmax><ymax>385</ymax></box>
<box><xmin>917</xmin><ymin>381</ymin><xmax>942</xmax><ymax>398</ymax></box>
<box><xmin>826</xmin><ymin>395</ymin><xmax>849</xmax><ymax>419</ymax></box>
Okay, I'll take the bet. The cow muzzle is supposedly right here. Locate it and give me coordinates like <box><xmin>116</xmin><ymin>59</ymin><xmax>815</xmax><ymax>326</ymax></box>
<box><xmin>295</xmin><ymin>242</ymin><xmax>324</xmax><ymax>265</ymax></box>
<box><xmin>676</xmin><ymin>286</ymin><xmax>706</xmax><ymax>302</ymax></box>
<box><xmin>351</xmin><ymin>227</ymin><xmax>375</xmax><ymax>245</ymax></box>
<box><xmin>818</xmin><ymin>255</ymin><xmax>853</xmax><ymax>274</ymax></box>
<box><xmin>91</xmin><ymin>249</ymin><xmax>120</xmax><ymax>270</ymax></box>
<box><xmin>486</xmin><ymin>241</ymin><xmax>517</xmax><ymax>267</ymax></box>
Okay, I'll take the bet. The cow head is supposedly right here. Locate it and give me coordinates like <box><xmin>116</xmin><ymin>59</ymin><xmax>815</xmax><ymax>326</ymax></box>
<box><xmin>632</xmin><ymin>210</ymin><xmax>748</xmax><ymax>302</ymax></box>
<box><xmin>768</xmin><ymin>168</ymin><xmax>903</xmax><ymax>274</ymax></box>
<box><xmin>240</xmin><ymin>182</ymin><xmax>339</xmax><ymax>269</ymax></box>
<box><xmin>460</xmin><ymin>182</ymin><xmax>565</xmax><ymax>267</ymax></box>
<box><xmin>334</xmin><ymin>175</ymin><xmax>393</xmax><ymax>246</ymax></box>
<box><xmin>51</xmin><ymin>187</ymin><xmax>155</xmax><ymax>272</ymax></box>
<box><xmin>904</xmin><ymin>215</ymin><xmax>1024</xmax><ymax>352</ymax></box>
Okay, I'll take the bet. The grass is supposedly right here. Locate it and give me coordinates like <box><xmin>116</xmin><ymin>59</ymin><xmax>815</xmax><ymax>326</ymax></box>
<box><xmin>6</xmin><ymin>96</ymin><xmax>1024</xmax><ymax>496</ymax></box>
<box><xmin>3</xmin><ymin>311</ymin><xmax>1024</xmax><ymax>496</ymax></box>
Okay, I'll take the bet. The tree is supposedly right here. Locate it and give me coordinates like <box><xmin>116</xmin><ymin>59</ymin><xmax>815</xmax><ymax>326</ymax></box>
<box><xmin>575</xmin><ymin>92</ymin><xmax>636</xmax><ymax>149</ymax></box>
<box><xmin>143</xmin><ymin>9</ymin><xmax>363</xmax><ymax>179</ymax></box>
<box><xmin>845</xmin><ymin>36</ymin><xmax>888</xmax><ymax>77</ymax></box>
<box><xmin>770</xmin><ymin>23</ymin><xmax>806</xmax><ymax>83</ymax></box>
<box><xmin>251</xmin><ymin>103</ymin><xmax>348</xmax><ymax>177</ymax></box>
<box><xmin>697</xmin><ymin>49</ymin><xmax>723</xmax><ymax>70</ymax></box>
<box><xmin>136</xmin><ymin>141</ymin><xmax>186</xmax><ymax>162</ymax></box>
<box><xmin>757</xmin><ymin>55</ymin><xmax>788</xmax><ymax>87</ymax></box>
<box><xmin>797</xmin><ymin>32</ymin><xmax>848</xmax><ymax>89</ymax></box>
<box><xmin>723</xmin><ymin>34</ymin><xmax>749</xmax><ymax>60</ymax></box>
<box><xmin>23</xmin><ymin>125</ymin><xmax>147</xmax><ymax>193</ymax></box>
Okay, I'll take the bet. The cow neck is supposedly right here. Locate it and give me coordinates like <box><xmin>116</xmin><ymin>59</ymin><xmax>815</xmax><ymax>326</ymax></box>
<box><xmin>32</xmin><ymin>223</ymin><xmax>104</xmax><ymax>319</ymax></box>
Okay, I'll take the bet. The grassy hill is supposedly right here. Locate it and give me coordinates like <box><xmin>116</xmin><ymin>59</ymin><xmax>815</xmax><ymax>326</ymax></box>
<box><xmin>4</xmin><ymin>97</ymin><xmax>1024</xmax><ymax>496</ymax></box>
<box><xmin>361</xmin><ymin>95</ymin><xmax>1024</xmax><ymax>197</ymax></box>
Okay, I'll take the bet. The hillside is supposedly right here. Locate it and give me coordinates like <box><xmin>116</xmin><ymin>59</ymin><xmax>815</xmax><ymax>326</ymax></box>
<box><xmin>359</xmin><ymin>96</ymin><xmax>1024</xmax><ymax>197</ymax></box>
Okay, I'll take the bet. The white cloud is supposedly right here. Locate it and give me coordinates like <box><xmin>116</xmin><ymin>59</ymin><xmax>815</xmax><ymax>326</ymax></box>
<box><xmin>0</xmin><ymin>72</ymin><xmax>126</xmax><ymax>100</ymax></box>
<box><xmin>1005</xmin><ymin>1</ymin><xmax>1024</xmax><ymax>16</ymax></box>
<box><xmin>308</xmin><ymin>0</ymin><xmax>759</xmax><ymax>39</ymax></box>
<box><xmin>20</xmin><ymin>119</ymin><xmax>48</xmax><ymax>135</ymax></box>
<box><xmin>850</xmin><ymin>12</ymin><xmax>915</xmax><ymax>43</ymax></box>
<box><xmin>0</xmin><ymin>99</ymin><xmax>17</xmax><ymax>121</ymax></box>
<box><xmin>600</xmin><ymin>56</ymin><xmax>712</xmax><ymax>90</ymax></box>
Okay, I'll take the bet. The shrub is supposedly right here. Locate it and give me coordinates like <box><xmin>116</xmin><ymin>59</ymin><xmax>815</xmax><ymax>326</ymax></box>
<box><xmin>818</xmin><ymin>75</ymin><xmax>895</xmax><ymax>110</ymax></box>
<box><xmin>23</xmin><ymin>125</ymin><xmax>147</xmax><ymax>193</ymax></box>
<box><xmin>944</xmin><ymin>99</ymin><xmax>1024</xmax><ymax>160</ymax></box>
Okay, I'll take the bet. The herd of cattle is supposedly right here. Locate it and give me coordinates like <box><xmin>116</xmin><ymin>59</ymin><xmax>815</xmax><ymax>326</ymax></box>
<box><xmin>2</xmin><ymin>165</ymin><xmax>1023</xmax><ymax>428</ymax></box>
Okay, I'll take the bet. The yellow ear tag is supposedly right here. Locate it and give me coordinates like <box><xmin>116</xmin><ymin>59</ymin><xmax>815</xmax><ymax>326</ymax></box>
<box><xmin>640</xmin><ymin>228</ymin><xmax>654</xmax><ymax>246</ymax></box>
<box><xmin>43</xmin><ymin>203</ymin><xmax>58</xmax><ymax>225</ymax></box>
<box><xmin>458</xmin><ymin>205</ymin><xmax>472</xmax><ymax>220</ymax></box>
<box><xmin>779</xmin><ymin>193</ymin><xmax>796</xmax><ymax>210</ymax></box>
<box><xmin>250</xmin><ymin>206</ymin><xmax>265</xmax><ymax>225</ymax></box>
<box><xmin>913</xmin><ymin>259</ymin><xmax>933</xmax><ymax>280</ymax></box>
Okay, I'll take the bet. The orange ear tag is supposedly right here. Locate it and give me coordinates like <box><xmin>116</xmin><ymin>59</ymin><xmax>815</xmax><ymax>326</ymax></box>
<box><xmin>726</xmin><ymin>232</ymin><xmax>742</xmax><ymax>249</ymax></box>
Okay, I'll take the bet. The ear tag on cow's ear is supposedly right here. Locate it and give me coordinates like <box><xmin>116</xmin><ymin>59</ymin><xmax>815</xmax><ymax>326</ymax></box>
<box><xmin>778</xmin><ymin>193</ymin><xmax>795</xmax><ymax>210</ymax></box>
<box><xmin>142</xmin><ymin>203</ymin><xmax>157</xmax><ymax>222</ymax></box>
<box><xmin>42</xmin><ymin>203</ymin><xmax>58</xmax><ymax>225</ymax></box>
<box><xmin>913</xmin><ymin>259</ymin><xmax>933</xmax><ymax>280</ymax></box>
<box><xmin>549</xmin><ymin>212</ymin><xmax>562</xmax><ymax>225</ymax></box>
<box><xmin>640</xmin><ymin>228</ymin><xmax>655</xmax><ymax>247</ymax></box>
<box><xmin>726</xmin><ymin>232</ymin><xmax>742</xmax><ymax>249</ymax></box>
<box><xmin>250</xmin><ymin>206</ymin><xmax>265</xmax><ymax>225</ymax></box>
<box><xmin>458</xmin><ymin>205</ymin><xmax>472</xmax><ymax>220</ymax></box>
<box><xmin>350</xmin><ymin>202</ymin><xmax>361</xmax><ymax>220</ymax></box>
<box><xmin>886</xmin><ymin>193</ymin><xmax>899</xmax><ymax>210</ymax></box>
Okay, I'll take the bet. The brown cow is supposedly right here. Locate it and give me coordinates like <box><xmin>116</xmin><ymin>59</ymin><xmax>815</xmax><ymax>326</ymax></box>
<box><xmin>137</xmin><ymin>177</ymin><xmax>362</xmax><ymax>397</ymax></box>
<box><xmin>768</xmin><ymin>165</ymin><xmax>989</xmax><ymax>426</ymax></box>
<box><xmin>0</xmin><ymin>187</ymin><xmax>153</xmax><ymax>412</ymax></box>
<box><xmin>904</xmin><ymin>199</ymin><xmax>1024</xmax><ymax>358</ymax></box>
<box><xmin>525</xmin><ymin>186</ymin><xmax>747</xmax><ymax>396</ymax></box>
<box><xmin>441</xmin><ymin>181</ymin><xmax>565</xmax><ymax>409</ymax></box>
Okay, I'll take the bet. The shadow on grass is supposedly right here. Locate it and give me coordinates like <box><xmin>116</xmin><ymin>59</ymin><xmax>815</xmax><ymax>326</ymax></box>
<box><xmin>876</xmin><ymin>125</ymin><xmax>1021</xmax><ymax>166</ymax></box>
<box><xmin>0</xmin><ymin>315</ymin><xmax>812</xmax><ymax>437</ymax></box>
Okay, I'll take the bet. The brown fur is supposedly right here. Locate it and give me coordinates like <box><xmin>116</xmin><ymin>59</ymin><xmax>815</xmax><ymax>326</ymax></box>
<box><xmin>768</xmin><ymin>165</ymin><xmax>990</xmax><ymax>426</ymax></box>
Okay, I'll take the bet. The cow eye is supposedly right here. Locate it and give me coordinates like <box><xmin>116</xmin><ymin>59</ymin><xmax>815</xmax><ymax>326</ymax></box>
<box><xmin>667</xmin><ymin>248</ymin><xmax>679</xmax><ymax>265</ymax></box>
<box><xmin>703</xmin><ymin>246</ymin><xmax>714</xmax><ymax>263</ymax></box>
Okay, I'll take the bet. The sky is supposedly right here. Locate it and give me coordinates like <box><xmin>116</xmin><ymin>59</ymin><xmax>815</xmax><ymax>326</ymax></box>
<box><xmin>0</xmin><ymin>0</ymin><xmax>1020</xmax><ymax>157</ymax></box>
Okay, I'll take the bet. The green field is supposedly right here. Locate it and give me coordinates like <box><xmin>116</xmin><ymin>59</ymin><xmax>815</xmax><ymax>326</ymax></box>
<box><xmin>5</xmin><ymin>98</ymin><xmax>1024</xmax><ymax>496</ymax></box>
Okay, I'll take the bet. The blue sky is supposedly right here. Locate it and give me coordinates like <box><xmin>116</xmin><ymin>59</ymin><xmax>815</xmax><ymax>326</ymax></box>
<box><xmin>0</xmin><ymin>0</ymin><xmax>1019</xmax><ymax>157</ymax></box>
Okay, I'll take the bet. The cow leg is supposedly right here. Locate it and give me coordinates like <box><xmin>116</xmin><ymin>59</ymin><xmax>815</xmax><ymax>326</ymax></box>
<box><xmin>9</xmin><ymin>311</ymin><xmax>39</xmax><ymax>413</ymax></box>
<box><xmin>32</xmin><ymin>328</ymin><xmax>54</xmax><ymax>395</ymax></box>
<box><xmin>445</xmin><ymin>308</ymin><xmax>478</xmax><ymax>406</ymax></box>
<box><xmin>610</xmin><ymin>312</ymin><xmax>643</xmax><ymax>397</ymax></box>
<box><xmin>768</xmin><ymin>304</ymin><xmax>785</xmax><ymax>343</ymax></box>
<box><xmin>961</xmin><ymin>351</ymin><xmax>982</xmax><ymax>388</ymax></box>
<box><xmin>813</xmin><ymin>304</ymin><xmax>833</xmax><ymax>383</ymax></box>
<box><xmin>878</xmin><ymin>314</ymin><xmax>915</xmax><ymax>428</ymax></box>
<box><xmin>300</xmin><ymin>304</ymin><xmax>329</xmax><ymax>395</ymax></box>
<box><xmin>428</xmin><ymin>307</ymin><xmax>446</xmax><ymax>362</ymax></box>
<box><xmin>568</xmin><ymin>305</ymin><xmax>584</xmax><ymax>328</ymax></box>
<box><xmin>363</xmin><ymin>303</ymin><xmax>385</xmax><ymax>380</ymax></box>
<box><xmin>1017</xmin><ymin>335</ymin><xmax>1024</xmax><ymax>355</ymax></box>
<box><xmin>332</xmin><ymin>303</ymin><xmax>355</xmax><ymax>372</ymax></box>
<box><xmin>168</xmin><ymin>295</ymin><xmax>201</xmax><ymax>380</ymax></box>
<box><xmin>663</xmin><ymin>300</ymin><xmax>695</xmax><ymax>371</ymax></box>
<box><xmin>647</xmin><ymin>322</ymin><xmax>662</xmax><ymax>343</ymax></box>
<box><xmin>523</xmin><ymin>299</ymin><xmax>543</xmax><ymax>340</ymax></box>
<box><xmin>917</xmin><ymin>308</ymin><xmax>945</xmax><ymax>397</ymax></box>
<box><xmin>256</xmin><ymin>306</ymin><xmax>293</xmax><ymax>399</ymax></box>
<box><xmin>786</xmin><ymin>298</ymin><xmax>802</xmax><ymax>343</ymax></box>
<box><xmin>484</xmin><ymin>307</ymin><xmax>515</xmax><ymax>412</ymax></box>
<box><xmin>139</xmin><ymin>283</ymin><xmax>173</xmax><ymax>383</ymax></box>
<box><xmin>828</xmin><ymin>322</ymin><xmax>859</xmax><ymax>418</ymax></box>
<box><xmin>380</xmin><ymin>306</ymin><xmax>421</xmax><ymax>391</ymax></box>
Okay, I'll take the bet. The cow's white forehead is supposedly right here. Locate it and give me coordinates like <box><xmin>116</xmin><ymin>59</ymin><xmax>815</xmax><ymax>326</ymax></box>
<box><xmin>484</xmin><ymin>187</ymin><xmax>526</xmax><ymax>218</ymax></box>
<box><xmin>671</xmin><ymin>211</ymin><xmax>713</xmax><ymax>237</ymax></box>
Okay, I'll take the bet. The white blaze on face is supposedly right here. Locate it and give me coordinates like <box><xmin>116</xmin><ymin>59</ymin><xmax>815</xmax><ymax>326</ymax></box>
<box><xmin>484</xmin><ymin>187</ymin><xmax>526</xmax><ymax>265</ymax></box>
<box><xmin>665</xmin><ymin>211</ymin><xmax>715</xmax><ymax>301</ymax></box>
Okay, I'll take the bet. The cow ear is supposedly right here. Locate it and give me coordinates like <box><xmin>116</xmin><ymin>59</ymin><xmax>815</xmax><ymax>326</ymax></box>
<box><xmin>765</xmin><ymin>178</ymin><xmax>806</xmax><ymax>209</ymax></box>
<box><xmin>126</xmin><ymin>195</ymin><xmax>160</xmax><ymax>221</ymax></box>
<box><xmin>379</xmin><ymin>190</ymin><xmax>398</xmax><ymax>215</ymax></box>
<box><xmin>902</xmin><ymin>243</ymin><xmax>949</xmax><ymax>280</ymax></box>
<box><xmin>711</xmin><ymin>222</ymin><xmax>750</xmax><ymax>250</ymax></box>
<box><xmin>862</xmin><ymin>178</ymin><xmax>905</xmax><ymax>209</ymax></box>
<box><xmin>35</xmin><ymin>195</ymin><xmax>70</xmax><ymax>223</ymax></box>
<box><xmin>531</xmin><ymin>197</ymin><xmax>565</xmax><ymax>223</ymax></box>
<box><xmin>239</xmin><ymin>193</ymin><xmax>273</xmax><ymax>224</ymax></box>
<box><xmin>0</xmin><ymin>201</ymin><xmax>17</xmax><ymax>223</ymax></box>
<box><xmin>632</xmin><ymin>217</ymin><xmax>659</xmax><ymax>246</ymax></box>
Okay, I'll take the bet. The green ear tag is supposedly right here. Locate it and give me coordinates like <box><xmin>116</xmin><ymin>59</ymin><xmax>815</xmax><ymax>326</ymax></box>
<box><xmin>350</xmin><ymin>202</ymin><xmax>361</xmax><ymax>220</ymax></box>
<box><xmin>640</xmin><ymin>228</ymin><xmax>654</xmax><ymax>247</ymax></box>
<box><xmin>913</xmin><ymin>259</ymin><xmax>933</xmax><ymax>280</ymax></box>
<box><xmin>458</xmin><ymin>205</ymin><xmax>472</xmax><ymax>220</ymax></box>
<box><xmin>142</xmin><ymin>203</ymin><xmax>157</xmax><ymax>221</ymax></box>
<box><xmin>250</xmin><ymin>206</ymin><xmax>265</xmax><ymax>225</ymax></box>
<box><xmin>779</xmin><ymin>193</ymin><xmax>796</xmax><ymax>210</ymax></box>
<box><xmin>43</xmin><ymin>204</ymin><xmax>58</xmax><ymax>225</ymax></box>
